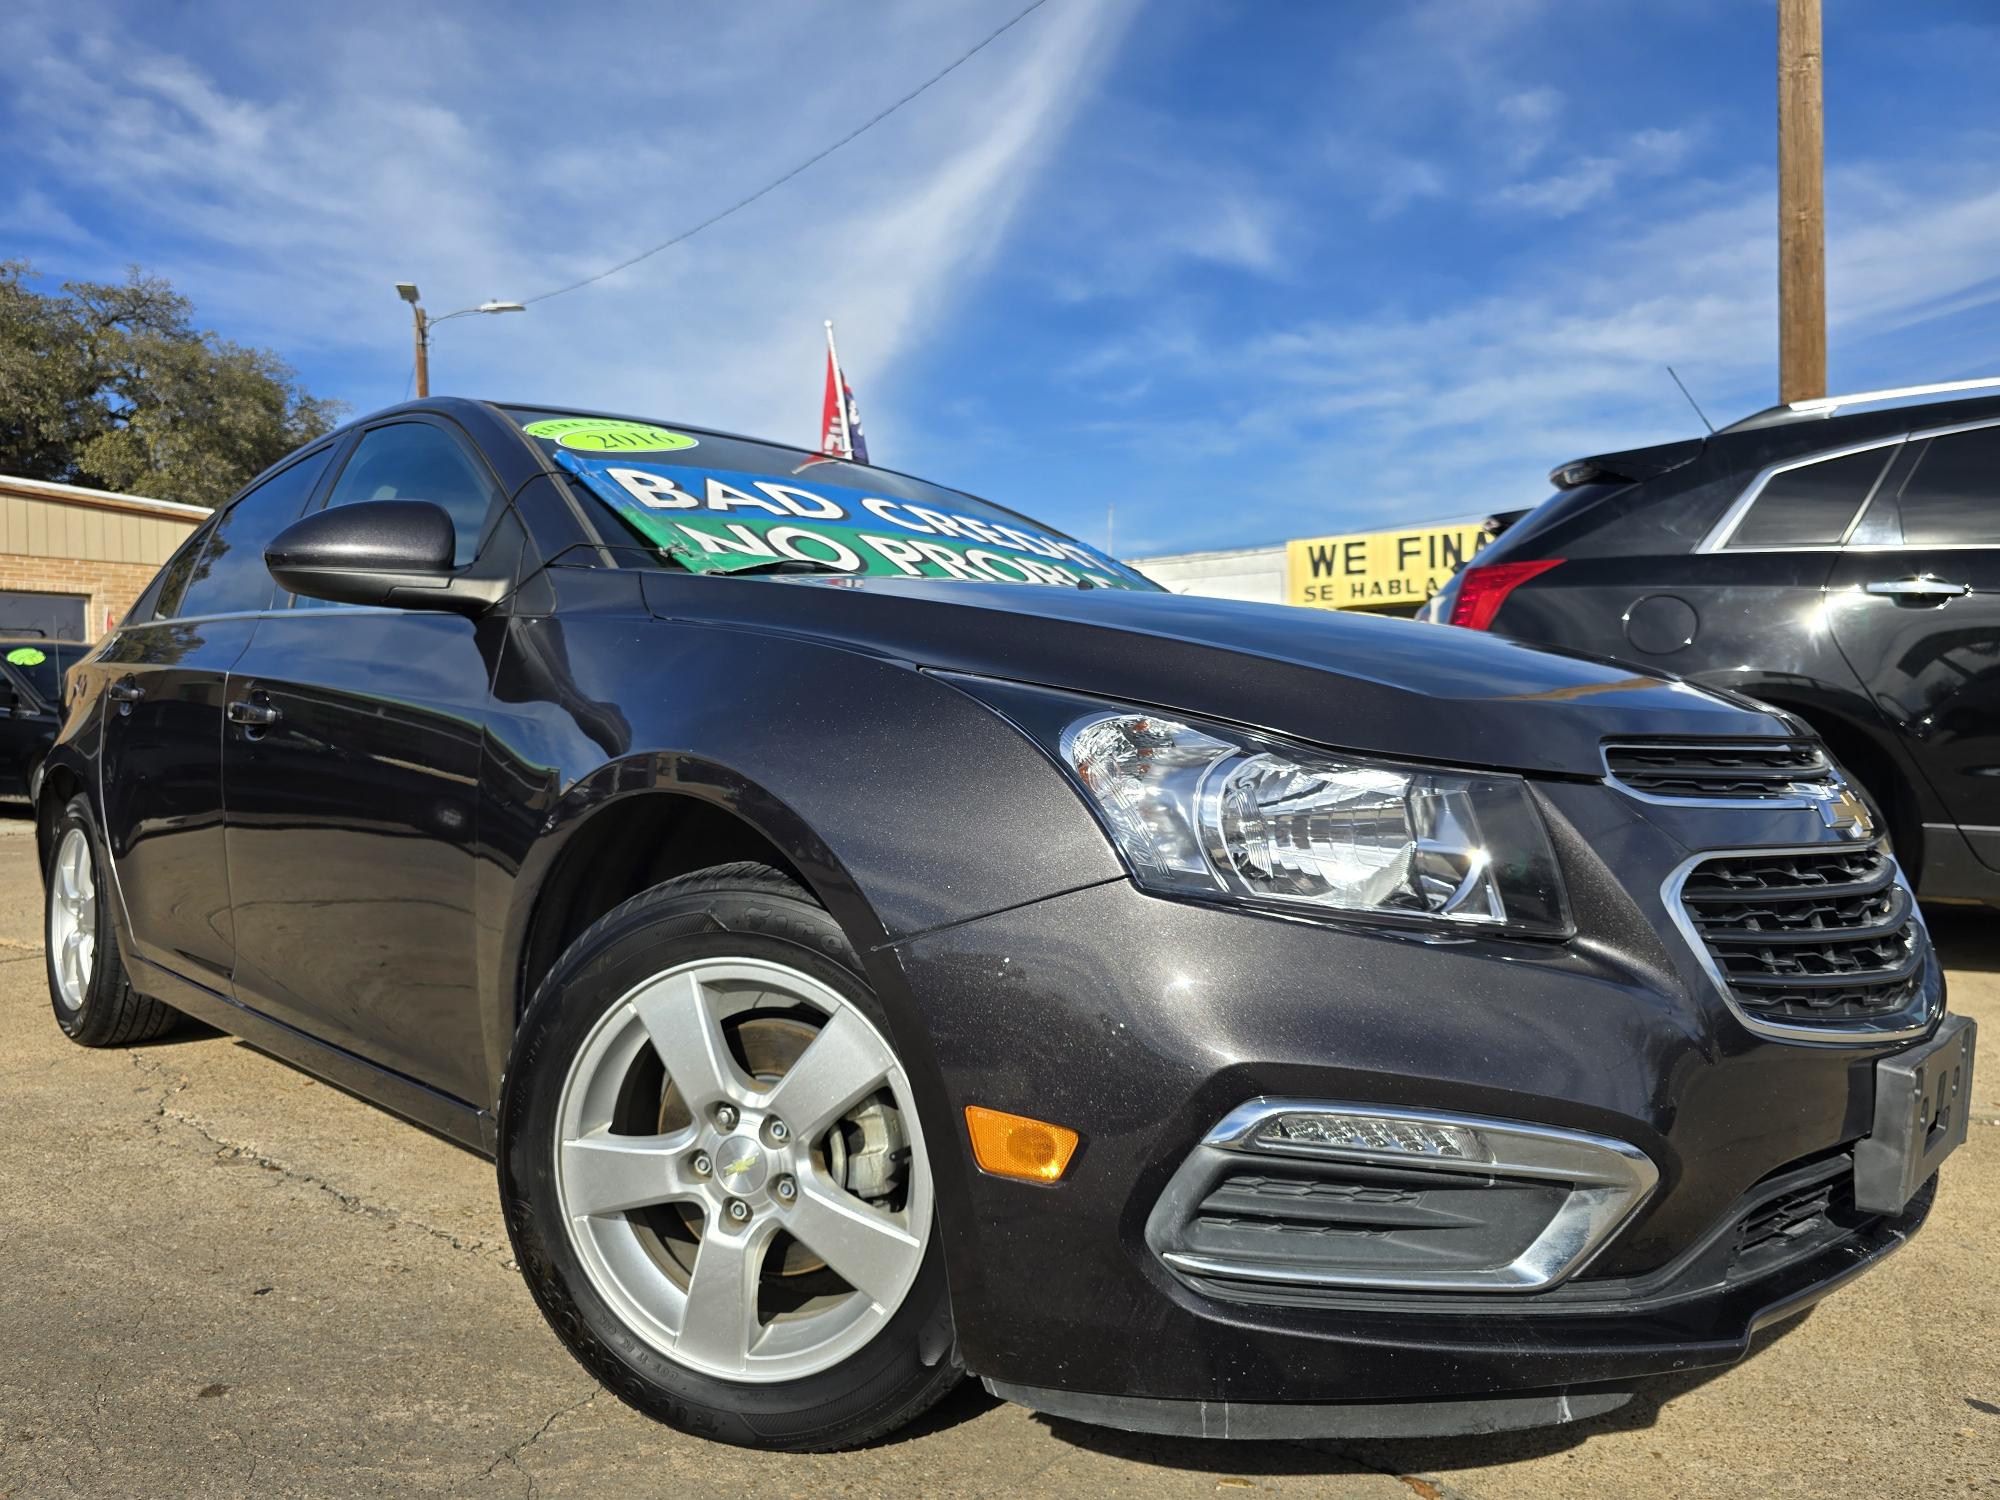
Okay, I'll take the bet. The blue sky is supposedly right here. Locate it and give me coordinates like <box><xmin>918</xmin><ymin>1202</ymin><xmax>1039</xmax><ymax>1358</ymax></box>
<box><xmin>5</xmin><ymin>0</ymin><xmax>2000</xmax><ymax>556</ymax></box>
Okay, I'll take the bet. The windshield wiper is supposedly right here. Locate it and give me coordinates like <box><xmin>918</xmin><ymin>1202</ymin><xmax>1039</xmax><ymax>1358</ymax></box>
<box><xmin>694</xmin><ymin>557</ymin><xmax>855</xmax><ymax>577</ymax></box>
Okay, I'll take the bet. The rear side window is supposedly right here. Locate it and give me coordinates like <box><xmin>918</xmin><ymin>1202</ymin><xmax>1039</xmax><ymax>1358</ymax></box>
<box><xmin>1896</xmin><ymin>427</ymin><xmax>2000</xmax><ymax>546</ymax></box>
<box><xmin>321</xmin><ymin>422</ymin><xmax>498</xmax><ymax>567</ymax></box>
<box><xmin>172</xmin><ymin>448</ymin><xmax>335</xmax><ymax>618</ymax></box>
<box><xmin>1726</xmin><ymin>448</ymin><xmax>1889</xmax><ymax>549</ymax></box>
<box><xmin>148</xmin><ymin>523</ymin><xmax>214</xmax><ymax>621</ymax></box>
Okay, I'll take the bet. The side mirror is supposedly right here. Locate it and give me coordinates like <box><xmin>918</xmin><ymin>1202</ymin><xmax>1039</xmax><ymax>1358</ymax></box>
<box><xmin>265</xmin><ymin>500</ymin><xmax>503</xmax><ymax>613</ymax></box>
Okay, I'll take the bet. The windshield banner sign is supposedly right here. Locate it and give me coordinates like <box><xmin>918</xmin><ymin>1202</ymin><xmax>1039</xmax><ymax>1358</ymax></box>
<box><xmin>556</xmin><ymin>453</ymin><xmax>1140</xmax><ymax>589</ymax></box>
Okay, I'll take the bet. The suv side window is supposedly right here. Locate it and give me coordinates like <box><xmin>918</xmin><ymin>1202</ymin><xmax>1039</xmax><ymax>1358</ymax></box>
<box><xmin>1727</xmin><ymin>448</ymin><xmax>1890</xmax><ymax>549</ymax></box>
<box><xmin>319</xmin><ymin>421</ymin><xmax>499</xmax><ymax>567</ymax></box>
<box><xmin>170</xmin><ymin>447</ymin><xmax>335</xmax><ymax>619</ymax></box>
<box><xmin>1895</xmin><ymin>427</ymin><xmax>2000</xmax><ymax>546</ymax></box>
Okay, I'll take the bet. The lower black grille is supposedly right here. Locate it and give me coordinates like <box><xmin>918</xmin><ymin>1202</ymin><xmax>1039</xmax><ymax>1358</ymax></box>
<box><xmin>1605</xmin><ymin>738</ymin><xmax>1833</xmax><ymax>799</ymax></box>
<box><xmin>1729</xmin><ymin>1177</ymin><xmax>1842</xmax><ymax>1276</ymax></box>
<box><xmin>1677</xmin><ymin>847</ymin><xmax>1929</xmax><ymax>1027</ymax></box>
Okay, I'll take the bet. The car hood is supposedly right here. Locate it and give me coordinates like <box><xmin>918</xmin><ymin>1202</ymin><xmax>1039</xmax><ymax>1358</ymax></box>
<box><xmin>638</xmin><ymin>574</ymin><xmax>1792</xmax><ymax>778</ymax></box>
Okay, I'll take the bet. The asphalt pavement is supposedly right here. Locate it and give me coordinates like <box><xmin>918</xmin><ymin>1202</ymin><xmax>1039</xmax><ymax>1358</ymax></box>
<box><xmin>0</xmin><ymin>805</ymin><xmax>1994</xmax><ymax>1498</ymax></box>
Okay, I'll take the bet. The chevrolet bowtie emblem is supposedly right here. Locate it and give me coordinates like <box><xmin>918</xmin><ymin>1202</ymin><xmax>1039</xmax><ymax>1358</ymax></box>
<box><xmin>1798</xmin><ymin>779</ymin><xmax>1873</xmax><ymax>840</ymax></box>
<box><xmin>723</xmin><ymin>1152</ymin><xmax>759</xmax><ymax>1177</ymax></box>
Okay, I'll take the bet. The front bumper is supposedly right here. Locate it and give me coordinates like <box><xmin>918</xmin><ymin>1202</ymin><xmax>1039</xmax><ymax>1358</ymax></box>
<box><xmin>882</xmin><ymin>781</ymin><xmax>1953</xmax><ymax>1410</ymax></box>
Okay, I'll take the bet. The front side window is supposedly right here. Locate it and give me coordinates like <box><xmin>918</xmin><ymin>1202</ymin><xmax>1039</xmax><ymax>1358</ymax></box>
<box><xmin>172</xmin><ymin>447</ymin><xmax>335</xmax><ymax>619</ymax></box>
<box><xmin>1895</xmin><ymin>428</ymin><xmax>2000</xmax><ymax>546</ymax></box>
<box><xmin>1727</xmin><ymin>448</ymin><xmax>1890</xmax><ymax>549</ymax></box>
<box><xmin>322</xmin><ymin>422</ymin><xmax>499</xmax><ymax>567</ymax></box>
<box><xmin>505</xmin><ymin>407</ymin><xmax>1156</xmax><ymax>591</ymax></box>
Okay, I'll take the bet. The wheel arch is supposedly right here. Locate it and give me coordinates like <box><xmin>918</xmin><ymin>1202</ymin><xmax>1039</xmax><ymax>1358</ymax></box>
<box><xmin>34</xmin><ymin>758</ymin><xmax>85</xmax><ymax>874</ymax></box>
<box><xmin>501</xmin><ymin>753</ymin><xmax>892</xmax><ymax>1037</ymax></box>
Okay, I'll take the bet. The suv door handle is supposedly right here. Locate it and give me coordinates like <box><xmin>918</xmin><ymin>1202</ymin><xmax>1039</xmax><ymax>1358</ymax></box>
<box><xmin>107</xmin><ymin>679</ymin><xmax>144</xmax><ymax>703</ymax></box>
<box><xmin>1863</xmin><ymin>575</ymin><xmax>1970</xmax><ymax>601</ymax></box>
<box><xmin>226</xmin><ymin>700</ymin><xmax>282</xmax><ymax>727</ymax></box>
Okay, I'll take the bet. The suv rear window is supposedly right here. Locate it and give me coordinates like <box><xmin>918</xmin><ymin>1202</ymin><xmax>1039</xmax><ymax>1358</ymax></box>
<box><xmin>1726</xmin><ymin>448</ymin><xmax>1889</xmax><ymax>549</ymax></box>
<box><xmin>1897</xmin><ymin>428</ymin><xmax>2000</xmax><ymax>546</ymax></box>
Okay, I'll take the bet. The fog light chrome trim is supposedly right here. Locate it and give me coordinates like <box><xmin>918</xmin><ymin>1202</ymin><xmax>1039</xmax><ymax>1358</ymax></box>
<box><xmin>1150</xmin><ymin>1099</ymin><xmax>1658</xmax><ymax>1295</ymax></box>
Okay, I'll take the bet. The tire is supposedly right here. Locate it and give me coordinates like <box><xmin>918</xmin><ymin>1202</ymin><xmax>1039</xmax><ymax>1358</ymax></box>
<box><xmin>45</xmin><ymin>794</ymin><xmax>180</xmax><ymax>1046</ymax></box>
<box><xmin>498</xmin><ymin>862</ymin><xmax>961</xmax><ymax>1451</ymax></box>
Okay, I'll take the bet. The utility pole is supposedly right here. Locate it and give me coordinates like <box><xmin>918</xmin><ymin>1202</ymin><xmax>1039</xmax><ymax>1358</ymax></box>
<box><xmin>1777</xmin><ymin>0</ymin><xmax>1826</xmax><ymax>403</ymax></box>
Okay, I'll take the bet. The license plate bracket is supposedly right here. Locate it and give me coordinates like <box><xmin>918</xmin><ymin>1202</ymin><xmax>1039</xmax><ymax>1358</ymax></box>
<box><xmin>1853</xmin><ymin>1013</ymin><xmax>1976</xmax><ymax>1215</ymax></box>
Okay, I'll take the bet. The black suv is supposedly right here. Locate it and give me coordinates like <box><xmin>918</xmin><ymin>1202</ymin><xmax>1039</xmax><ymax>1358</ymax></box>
<box><xmin>1432</xmin><ymin>380</ymin><xmax>2000</xmax><ymax>908</ymax></box>
<box><xmin>39</xmin><ymin>399</ymin><xmax>1975</xmax><ymax>1450</ymax></box>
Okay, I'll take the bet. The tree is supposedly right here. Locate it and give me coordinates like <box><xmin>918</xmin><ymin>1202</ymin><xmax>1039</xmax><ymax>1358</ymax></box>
<box><xmin>0</xmin><ymin>260</ymin><xmax>342</xmax><ymax>509</ymax></box>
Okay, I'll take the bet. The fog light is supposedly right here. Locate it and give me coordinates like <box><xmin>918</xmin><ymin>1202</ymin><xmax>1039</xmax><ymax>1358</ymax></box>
<box><xmin>965</xmin><ymin>1105</ymin><xmax>1079</xmax><ymax>1183</ymax></box>
<box><xmin>1255</xmin><ymin>1110</ymin><xmax>1491</xmax><ymax>1164</ymax></box>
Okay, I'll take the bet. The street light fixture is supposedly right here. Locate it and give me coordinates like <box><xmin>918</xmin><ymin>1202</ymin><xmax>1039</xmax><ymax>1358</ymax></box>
<box><xmin>394</xmin><ymin>283</ymin><xmax>524</xmax><ymax>398</ymax></box>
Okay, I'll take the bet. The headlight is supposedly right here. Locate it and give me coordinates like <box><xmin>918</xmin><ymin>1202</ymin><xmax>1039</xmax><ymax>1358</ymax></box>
<box><xmin>1058</xmin><ymin>711</ymin><xmax>1569</xmax><ymax>935</ymax></box>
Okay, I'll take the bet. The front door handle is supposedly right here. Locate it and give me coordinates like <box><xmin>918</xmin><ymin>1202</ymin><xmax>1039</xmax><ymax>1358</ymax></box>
<box><xmin>107</xmin><ymin>679</ymin><xmax>144</xmax><ymax>703</ymax></box>
<box><xmin>226</xmin><ymin>700</ymin><xmax>282</xmax><ymax>727</ymax></box>
<box><xmin>1863</xmin><ymin>575</ymin><xmax>1970</xmax><ymax>601</ymax></box>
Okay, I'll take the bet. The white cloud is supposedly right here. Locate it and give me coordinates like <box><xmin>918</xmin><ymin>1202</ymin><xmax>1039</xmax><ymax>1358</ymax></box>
<box><xmin>1068</xmin><ymin>151</ymin><xmax>2000</xmax><ymax>546</ymax></box>
<box><xmin>0</xmin><ymin>0</ymin><xmax>1142</xmax><ymax>450</ymax></box>
<box><xmin>1494</xmin><ymin>126</ymin><xmax>1695</xmax><ymax>217</ymax></box>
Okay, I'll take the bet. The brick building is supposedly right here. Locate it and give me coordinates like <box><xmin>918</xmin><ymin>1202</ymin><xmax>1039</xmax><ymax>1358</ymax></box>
<box><xmin>0</xmin><ymin>475</ymin><xmax>207</xmax><ymax>640</ymax></box>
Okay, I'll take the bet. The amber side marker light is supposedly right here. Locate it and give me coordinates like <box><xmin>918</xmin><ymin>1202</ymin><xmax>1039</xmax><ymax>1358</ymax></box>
<box><xmin>965</xmin><ymin>1105</ymin><xmax>1079</xmax><ymax>1183</ymax></box>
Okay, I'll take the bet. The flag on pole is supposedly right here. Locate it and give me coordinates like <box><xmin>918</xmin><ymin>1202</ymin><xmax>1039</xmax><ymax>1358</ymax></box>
<box><xmin>820</xmin><ymin>321</ymin><xmax>870</xmax><ymax>465</ymax></box>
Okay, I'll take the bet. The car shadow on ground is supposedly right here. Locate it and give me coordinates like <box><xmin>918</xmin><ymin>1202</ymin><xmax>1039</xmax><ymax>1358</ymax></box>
<box><xmin>1925</xmin><ymin>903</ymin><xmax>1999</xmax><ymax>974</ymax></box>
<box><xmin>997</xmin><ymin>1316</ymin><xmax>1813</xmax><ymax>1478</ymax></box>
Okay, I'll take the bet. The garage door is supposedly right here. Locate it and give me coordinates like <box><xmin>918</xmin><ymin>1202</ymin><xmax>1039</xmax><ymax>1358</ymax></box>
<box><xmin>0</xmin><ymin>591</ymin><xmax>87</xmax><ymax>641</ymax></box>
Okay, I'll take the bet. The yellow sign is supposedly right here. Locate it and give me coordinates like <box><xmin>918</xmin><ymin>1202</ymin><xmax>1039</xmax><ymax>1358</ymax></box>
<box><xmin>1287</xmin><ymin>523</ymin><xmax>1491</xmax><ymax>611</ymax></box>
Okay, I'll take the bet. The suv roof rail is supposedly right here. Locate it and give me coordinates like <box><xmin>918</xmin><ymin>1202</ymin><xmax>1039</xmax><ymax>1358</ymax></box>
<box><xmin>1721</xmin><ymin>376</ymin><xmax>2000</xmax><ymax>432</ymax></box>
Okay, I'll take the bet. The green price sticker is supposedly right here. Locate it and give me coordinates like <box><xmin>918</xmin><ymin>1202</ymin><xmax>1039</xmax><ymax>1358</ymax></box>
<box><xmin>5</xmin><ymin>647</ymin><xmax>46</xmax><ymax>666</ymax></box>
<box><xmin>522</xmin><ymin>418</ymin><xmax>699</xmax><ymax>454</ymax></box>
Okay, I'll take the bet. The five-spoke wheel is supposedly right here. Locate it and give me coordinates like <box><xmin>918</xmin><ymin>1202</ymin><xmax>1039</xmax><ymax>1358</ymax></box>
<box><xmin>555</xmin><ymin>956</ymin><xmax>930</xmax><ymax>1382</ymax></box>
<box><xmin>498</xmin><ymin>862</ymin><xmax>960</xmax><ymax>1451</ymax></box>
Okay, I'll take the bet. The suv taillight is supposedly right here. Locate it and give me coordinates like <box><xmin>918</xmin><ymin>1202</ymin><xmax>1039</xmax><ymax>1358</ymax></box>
<box><xmin>1448</xmin><ymin>559</ymin><xmax>1564</xmax><ymax>630</ymax></box>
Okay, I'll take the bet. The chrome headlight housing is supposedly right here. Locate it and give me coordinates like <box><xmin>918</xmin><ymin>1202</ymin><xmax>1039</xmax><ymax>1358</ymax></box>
<box><xmin>1056</xmin><ymin>710</ymin><xmax>1569</xmax><ymax>936</ymax></box>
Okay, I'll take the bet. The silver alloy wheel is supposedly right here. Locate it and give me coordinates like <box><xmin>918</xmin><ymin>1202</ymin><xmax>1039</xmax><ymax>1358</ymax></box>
<box><xmin>49</xmin><ymin>826</ymin><xmax>96</xmax><ymax>1012</ymax></box>
<box><xmin>554</xmin><ymin>957</ymin><xmax>932</xmax><ymax>1383</ymax></box>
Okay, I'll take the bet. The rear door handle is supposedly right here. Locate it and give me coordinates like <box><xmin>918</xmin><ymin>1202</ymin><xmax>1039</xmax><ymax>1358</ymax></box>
<box><xmin>1863</xmin><ymin>575</ymin><xmax>1970</xmax><ymax>601</ymax></box>
<box><xmin>226</xmin><ymin>700</ymin><xmax>282</xmax><ymax>727</ymax></box>
<box><xmin>107</xmin><ymin>680</ymin><xmax>144</xmax><ymax>703</ymax></box>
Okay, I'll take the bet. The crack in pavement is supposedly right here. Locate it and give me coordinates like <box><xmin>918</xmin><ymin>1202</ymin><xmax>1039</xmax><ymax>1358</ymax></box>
<box><xmin>125</xmin><ymin>1049</ymin><xmax>518</xmax><ymax>1269</ymax></box>
<box><xmin>477</xmin><ymin>1387</ymin><xmax>600</xmax><ymax>1499</ymax></box>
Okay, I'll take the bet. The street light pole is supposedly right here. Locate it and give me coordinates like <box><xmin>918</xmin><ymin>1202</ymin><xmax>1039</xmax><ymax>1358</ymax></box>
<box><xmin>412</xmin><ymin>305</ymin><xmax>431</xmax><ymax>398</ymax></box>
<box><xmin>394</xmin><ymin>282</ymin><xmax>523</xmax><ymax>399</ymax></box>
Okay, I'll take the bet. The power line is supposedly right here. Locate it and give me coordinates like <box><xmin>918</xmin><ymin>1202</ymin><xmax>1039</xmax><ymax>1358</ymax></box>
<box><xmin>520</xmin><ymin>0</ymin><xmax>1052</xmax><ymax>307</ymax></box>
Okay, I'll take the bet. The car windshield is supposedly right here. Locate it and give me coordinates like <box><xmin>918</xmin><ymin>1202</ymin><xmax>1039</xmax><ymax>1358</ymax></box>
<box><xmin>505</xmin><ymin>406</ymin><xmax>1158</xmax><ymax>592</ymax></box>
<box><xmin>3</xmin><ymin>641</ymin><xmax>86</xmax><ymax>702</ymax></box>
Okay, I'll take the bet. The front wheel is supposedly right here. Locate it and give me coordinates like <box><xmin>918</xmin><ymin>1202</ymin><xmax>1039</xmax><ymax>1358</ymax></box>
<box><xmin>498</xmin><ymin>863</ymin><xmax>959</xmax><ymax>1450</ymax></box>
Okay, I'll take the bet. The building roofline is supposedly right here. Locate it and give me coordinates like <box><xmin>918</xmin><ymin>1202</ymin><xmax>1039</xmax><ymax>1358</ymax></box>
<box><xmin>1127</xmin><ymin>543</ymin><xmax>1290</xmax><ymax>566</ymax></box>
<box><xmin>0</xmin><ymin>474</ymin><xmax>211</xmax><ymax>521</ymax></box>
